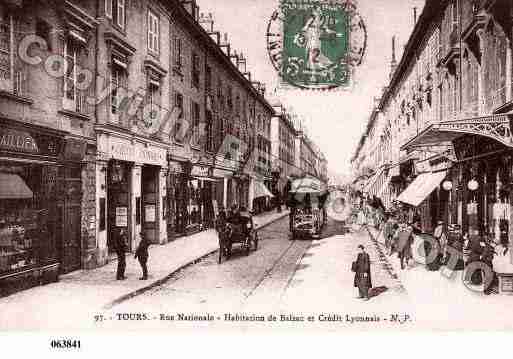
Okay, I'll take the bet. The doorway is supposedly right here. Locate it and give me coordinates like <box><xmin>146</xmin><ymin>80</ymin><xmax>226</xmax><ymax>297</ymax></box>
<box><xmin>141</xmin><ymin>165</ymin><xmax>159</xmax><ymax>244</ymax></box>
<box><xmin>107</xmin><ymin>161</ymin><xmax>131</xmax><ymax>253</ymax></box>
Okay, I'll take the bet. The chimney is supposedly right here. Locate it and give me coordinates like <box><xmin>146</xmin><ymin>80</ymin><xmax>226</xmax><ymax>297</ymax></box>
<box><xmin>390</xmin><ymin>36</ymin><xmax>398</xmax><ymax>79</ymax></box>
<box><xmin>237</xmin><ymin>52</ymin><xmax>247</xmax><ymax>73</ymax></box>
<box><xmin>244</xmin><ymin>72</ymin><xmax>251</xmax><ymax>82</ymax></box>
<box><xmin>413</xmin><ymin>7</ymin><xmax>417</xmax><ymax>26</ymax></box>
<box><xmin>230</xmin><ymin>49</ymin><xmax>239</xmax><ymax>66</ymax></box>
<box><xmin>373</xmin><ymin>96</ymin><xmax>381</xmax><ymax>109</ymax></box>
<box><xmin>220</xmin><ymin>33</ymin><xmax>231</xmax><ymax>56</ymax></box>
<box><xmin>199</xmin><ymin>12</ymin><xmax>214</xmax><ymax>32</ymax></box>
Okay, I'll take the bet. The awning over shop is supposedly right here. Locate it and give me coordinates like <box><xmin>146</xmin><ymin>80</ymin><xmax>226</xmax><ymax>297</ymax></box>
<box><xmin>254</xmin><ymin>181</ymin><xmax>273</xmax><ymax>198</ymax></box>
<box><xmin>193</xmin><ymin>176</ymin><xmax>219</xmax><ymax>182</ymax></box>
<box><xmin>396</xmin><ymin>171</ymin><xmax>447</xmax><ymax>207</ymax></box>
<box><xmin>0</xmin><ymin>173</ymin><xmax>33</xmax><ymax>199</ymax></box>
<box><xmin>401</xmin><ymin>114</ymin><xmax>513</xmax><ymax>151</ymax></box>
<box><xmin>363</xmin><ymin>168</ymin><xmax>384</xmax><ymax>193</ymax></box>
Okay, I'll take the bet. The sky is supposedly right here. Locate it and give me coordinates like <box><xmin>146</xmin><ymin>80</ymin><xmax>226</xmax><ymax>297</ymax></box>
<box><xmin>196</xmin><ymin>0</ymin><xmax>426</xmax><ymax>176</ymax></box>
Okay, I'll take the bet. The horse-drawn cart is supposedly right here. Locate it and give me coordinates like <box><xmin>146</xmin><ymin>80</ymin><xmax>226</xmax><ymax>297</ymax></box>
<box><xmin>216</xmin><ymin>211</ymin><xmax>259</xmax><ymax>264</ymax></box>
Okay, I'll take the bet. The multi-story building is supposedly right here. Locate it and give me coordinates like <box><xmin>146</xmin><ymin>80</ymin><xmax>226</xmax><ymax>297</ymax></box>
<box><xmin>352</xmin><ymin>0</ymin><xmax>513</xmax><ymax>247</ymax></box>
<box><xmin>0</xmin><ymin>0</ymin><xmax>274</xmax><ymax>296</ymax></box>
<box><xmin>297</xmin><ymin>132</ymin><xmax>318</xmax><ymax>178</ymax></box>
<box><xmin>270</xmin><ymin>102</ymin><xmax>299</xmax><ymax>194</ymax></box>
<box><xmin>0</xmin><ymin>0</ymin><xmax>97</xmax><ymax>295</ymax></box>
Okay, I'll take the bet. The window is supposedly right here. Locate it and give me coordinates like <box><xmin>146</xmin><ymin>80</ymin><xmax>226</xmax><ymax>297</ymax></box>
<box><xmin>147</xmin><ymin>77</ymin><xmax>161</xmax><ymax>125</ymax></box>
<box><xmin>174</xmin><ymin>92</ymin><xmax>184</xmax><ymax>142</ymax></box>
<box><xmin>110</xmin><ymin>64</ymin><xmax>126</xmax><ymax>116</ymax></box>
<box><xmin>63</xmin><ymin>38</ymin><xmax>80</xmax><ymax>110</ymax></box>
<box><xmin>205</xmin><ymin>65</ymin><xmax>212</xmax><ymax>92</ymax></box>
<box><xmin>192</xmin><ymin>52</ymin><xmax>200</xmax><ymax>88</ymax></box>
<box><xmin>105</xmin><ymin>0</ymin><xmax>125</xmax><ymax>29</ymax></box>
<box><xmin>173</xmin><ymin>37</ymin><xmax>183</xmax><ymax>68</ymax></box>
<box><xmin>205</xmin><ymin>110</ymin><xmax>213</xmax><ymax>152</ymax></box>
<box><xmin>0</xmin><ymin>9</ymin><xmax>16</xmax><ymax>94</ymax></box>
<box><xmin>191</xmin><ymin>101</ymin><xmax>200</xmax><ymax>145</ymax></box>
<box><xmin>147</xmin><ymin>10</ymin><xmax>159</xmax><ymax>54</ymax></box>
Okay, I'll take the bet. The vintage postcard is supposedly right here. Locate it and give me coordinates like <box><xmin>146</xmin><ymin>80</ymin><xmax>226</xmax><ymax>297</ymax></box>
<box><xmin>1</xmin><ymin>0</ymin><xmax>513</xmax><ymax>344</ymax></box>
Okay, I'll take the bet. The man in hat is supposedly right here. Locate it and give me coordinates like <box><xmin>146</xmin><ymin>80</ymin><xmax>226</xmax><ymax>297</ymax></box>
<box><xmin>353</xmin><ymin>244</ymin><xmax>372</xmax><ymax>300</ymax></box>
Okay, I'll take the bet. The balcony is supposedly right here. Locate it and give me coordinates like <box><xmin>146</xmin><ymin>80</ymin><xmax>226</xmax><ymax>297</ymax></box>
<box><xmin>0</xmin><ymin>67</ymin><xmax>32</xmax><ymax>104</ymax></box>
<box><xmin>438</xmin><ymin>26</ymin><xmax>460</xmax><ymax>70</ymax></box>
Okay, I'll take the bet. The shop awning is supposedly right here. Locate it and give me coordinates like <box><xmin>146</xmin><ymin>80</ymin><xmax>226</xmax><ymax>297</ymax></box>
<box><xmin>401</xmin><ymin>114</ymin><xmax>513</xmax><ymax>151</ymax></box>
<box><xmin>254</xmin><ymin>181</ymin><xmax>274</xmax><ymax>199</ymax></box>
<box><xmin>396</xmin><ymin>171</ymin><xmax>447</xmax><ymax>207</ymax></box>
<box><xmin>0</xmin><ymin>173</ymin><xmax>33</xmax><ymax>199</ymax></box>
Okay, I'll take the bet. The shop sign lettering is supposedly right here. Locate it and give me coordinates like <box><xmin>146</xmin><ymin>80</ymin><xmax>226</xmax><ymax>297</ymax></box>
<box><xmin>191</xmin><ymin>165</ymin><xmax>209</xmax><ymax>177</ymax></box>
<box><xmin>110</xmin><ymin>143</ymin><xmax>166</xmax><ymax>165</ymax></box>
<box><xmin>0</xmin><ymin>129</ymin><xmax>39</xmax><ymax>154</ymax></box>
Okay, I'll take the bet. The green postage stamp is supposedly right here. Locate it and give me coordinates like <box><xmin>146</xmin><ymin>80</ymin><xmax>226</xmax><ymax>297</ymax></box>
<box><xmin>267</xmin><ymin>0</ymin><xmax>367</xmax><ymax>90</ymax></box>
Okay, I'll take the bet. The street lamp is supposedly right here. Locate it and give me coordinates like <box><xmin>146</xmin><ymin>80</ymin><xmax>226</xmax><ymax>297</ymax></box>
<box><xmin>468</xmin><ymin>179</ymin><xmax>479</xmax><ymax>191</ymax></box>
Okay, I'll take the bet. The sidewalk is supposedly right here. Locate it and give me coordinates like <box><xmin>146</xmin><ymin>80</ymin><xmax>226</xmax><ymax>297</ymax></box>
<box><xmin>0</xmin><ymin>210</ymin><xmax>288</xmax><ymax>330</ymax></box>
<box><xmin>365</xmin><ymin>226</ymin><xmax>513</xmax><ymax>330</ymax></box>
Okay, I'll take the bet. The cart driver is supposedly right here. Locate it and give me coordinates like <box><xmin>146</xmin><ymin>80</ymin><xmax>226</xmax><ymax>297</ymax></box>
<box><xmin>239</xmin><ymin>206</ymin><xmax>252</xmax><ymax>238</ymax></box>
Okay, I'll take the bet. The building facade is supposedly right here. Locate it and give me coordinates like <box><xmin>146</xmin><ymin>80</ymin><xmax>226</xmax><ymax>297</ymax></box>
<box><xmin>352</xmin><ymin>0</ymin><xmax>513</xmax><ymax>255</ymax></box>
<box><xmin>0</xmin><ymin>0</ymin><xmax>96</xmax><ymax>295</ymax></box>
<box><xmin>270</xmin><ymin>103</ymin><xmax>299</xmax><ymax>195</ymax></box>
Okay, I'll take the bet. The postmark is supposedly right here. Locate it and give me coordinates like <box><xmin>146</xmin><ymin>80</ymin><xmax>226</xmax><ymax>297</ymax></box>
<box><xmin>266</xmin><ymin>0</ymin><xmax>367</xmax><ymax>90</ymax></box>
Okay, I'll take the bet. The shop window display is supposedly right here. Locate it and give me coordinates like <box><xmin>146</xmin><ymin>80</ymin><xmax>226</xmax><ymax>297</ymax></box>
<box><xmin>0</xmin><ymin>162</ymin><xmax>58</xmax><ymax>275</ymax></box>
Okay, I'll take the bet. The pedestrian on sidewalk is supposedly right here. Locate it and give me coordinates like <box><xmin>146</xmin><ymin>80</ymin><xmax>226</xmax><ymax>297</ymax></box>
<box><xmin>352</xmin><ymin>244</ymin><xmax>372</xmax><ymax>301</ymax></box>
<box><xmin>433</xmin><ymin>220</ymin><xmax>447</xmax><ymax>263</ymax></box>
<box><xmin>397</xmin><ymin>224</ymin><xmax>413</xmax><ymax>270</ymax></box>
<box><xmin>115</xmin><ymin>228</ymin><xmax>128</xmax><ymax>280</ymax></box>
<box><xmin>134</xmin><ymin>232</ymin><xmax>150</xmax><ymax>280</ymax></box>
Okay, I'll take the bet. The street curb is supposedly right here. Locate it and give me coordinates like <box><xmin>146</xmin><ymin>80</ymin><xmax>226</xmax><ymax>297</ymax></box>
<box><xmin>365</xmin><ymin>226</ymin><xmax>406</xmax><ymax>293</ymax></box>
<box><xmin>103</xmin><ymin>211</ymin><xmax>290</xmax><ymax>309</ymax></box>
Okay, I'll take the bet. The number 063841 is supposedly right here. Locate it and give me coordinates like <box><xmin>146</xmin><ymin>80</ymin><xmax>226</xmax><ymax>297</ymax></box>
<box><xmin>50</xmin><ymin>339</ymin><xmax>81</xmax><ymax>349</ymax></box>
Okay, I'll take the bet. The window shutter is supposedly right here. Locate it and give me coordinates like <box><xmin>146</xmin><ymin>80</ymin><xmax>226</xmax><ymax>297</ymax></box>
<box><xmin>105</xmin><ymin>0</ymin><xmax>113</xmax><ymax>19</ymax></box>
<box><xmin>56</xmin><ymin>36</ymin><xmax>65</xmax><ymax>98</ymax></box>
<box><xmin>117</xmin><ymin>0</ymin><xmax>125</xmax><ymax>28</ymax></box>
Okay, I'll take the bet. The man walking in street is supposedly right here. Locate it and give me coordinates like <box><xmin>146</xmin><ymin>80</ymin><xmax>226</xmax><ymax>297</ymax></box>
<box><xmin>115</xmin><ymin>228</ymin><xmax>128</xmax><ymax>280</ymax></box>
<box><xmin>134</xmin><ymin>232</ymin><xmax>150</xmax><ymax>280</ymax></box>
<box><xmin>353</xmin><ymin>244</ymin><xmax>372</xmax><ymax>301</ymax></box>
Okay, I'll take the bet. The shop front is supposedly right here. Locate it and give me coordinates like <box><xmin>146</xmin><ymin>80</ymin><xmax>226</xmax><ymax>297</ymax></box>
<box><xmin>167</xmin><ymin>156</ymin><xmax>218</xmax><ymax>237</ymax></box>
<box><xmin>0</xmin><ymin>118</ymin><xmax>83</xmax><ymax>296</ymax></box>
<box><xmin>402</xmin><ymin>114</ymin><xmax>513</xmax><ymax>292</ymax></box>
<box><xmin>96</xmin><ymin>128</ymin><xmax>167</xmax><ymax>266</ymax></box>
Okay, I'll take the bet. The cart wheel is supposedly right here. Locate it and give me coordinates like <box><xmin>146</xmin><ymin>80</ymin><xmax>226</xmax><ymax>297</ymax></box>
<box><xmin>253</xmin><ymin>232</ymin><xmax>259</xmax><ymax>250</ymax></box>
<box><xmin>218</xmin><ymin>245</ymin><xmax>223</xmax><ymax>264</ymax></box>
<box><xmin>245</xmin><ymin>240</ymin><xmax>250</xmax><ymax>256</ymax></box>
<box><xmin>227</xmin><ymin>243</ymin><xmax>232</xmax><ymax>258</ymax></box>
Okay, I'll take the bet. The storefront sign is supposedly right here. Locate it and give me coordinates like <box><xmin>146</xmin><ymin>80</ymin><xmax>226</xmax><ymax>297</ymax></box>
<box><xmin>115</xmin><ymin>207</ymin><xmax>128</xmax><ymax>227</ymax></box>
<box><xmin>98</xmin><ymin>134</ymin><xmax>167</xmax><ymax>167</ymax></box>
<box><xmin>145</xmin><ymin>204</ymin><xmax>156</xmax><ymax>222</ymax></box>
<box><xmin>191</xmin><ymin>165</ymin><xmax>209</xmax><ymax>177</ymax></box>
<box><xmin>0</xmin><ymin>125</ymin><xmax>62</xmax><ymax>159</ymax></box>
<box><xmin>0</xmin><ymin>129</ymin><xmax>39</xmax><ymax>153</ymax></box>
<box><xmin>168</xmin><ymin>161</ymin><xmax>184</xmax><ymax>174</ymax></box>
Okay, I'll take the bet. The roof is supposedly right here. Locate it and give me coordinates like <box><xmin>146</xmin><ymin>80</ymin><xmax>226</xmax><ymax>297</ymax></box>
<box><xmin>169</xmin><ymin>0</ymin><xmax>275</xmax><ymax>114</ymax></box>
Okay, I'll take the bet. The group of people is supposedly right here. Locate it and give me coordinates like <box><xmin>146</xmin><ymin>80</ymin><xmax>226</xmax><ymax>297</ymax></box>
<box><xmin>381</xmin><ymin>210</ymin><xmax>511</xmax><ymax>294</ymax></box>
<box><xmin>113</xmin><ymin>229</ymin><xmax>151</xmax><ymax>281</ymax></box>
<box><xmin>382</xmin><ymin>211</ymin><xmax>422</xmax><ymax>270</ymax></box>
